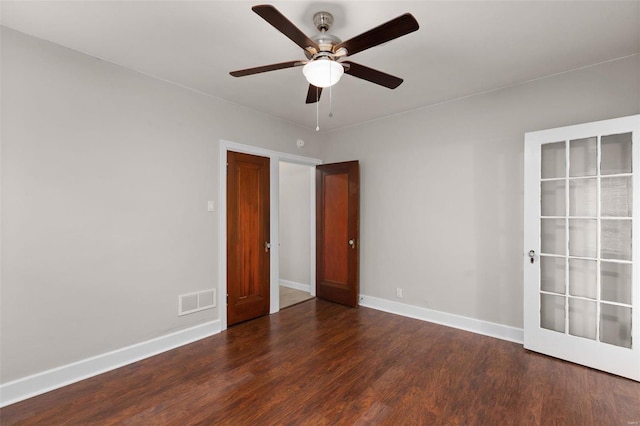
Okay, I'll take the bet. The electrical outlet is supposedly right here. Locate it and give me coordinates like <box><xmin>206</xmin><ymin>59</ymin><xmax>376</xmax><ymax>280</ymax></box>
<box><xmin>396</xmin><ymin>288</ymin><xmax>403</xmax><ymax>298</ymax></box>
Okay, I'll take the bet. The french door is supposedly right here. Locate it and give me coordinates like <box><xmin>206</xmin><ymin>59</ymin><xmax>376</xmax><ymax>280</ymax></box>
<box><xmin>524</xmin><ymin>115</ymin><xmax>640</xmax><ymax>381</ymax></box>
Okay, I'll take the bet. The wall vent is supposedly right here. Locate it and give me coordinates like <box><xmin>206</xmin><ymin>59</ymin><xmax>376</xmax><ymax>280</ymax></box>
<box><xmin>179</xmin><ymin>289</ymin><xmax>216</xmax><ymax>316</ymax></box>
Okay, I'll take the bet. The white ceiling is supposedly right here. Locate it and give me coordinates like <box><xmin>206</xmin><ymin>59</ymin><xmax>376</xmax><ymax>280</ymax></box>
<box><xmin>2</xmin><ymin>1</ymin><xmax>639</xmax><ymax>131</ymax></box>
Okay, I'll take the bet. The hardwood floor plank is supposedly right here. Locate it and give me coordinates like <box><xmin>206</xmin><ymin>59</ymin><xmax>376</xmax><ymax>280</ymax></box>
<box><xmin>2</xmin><ymin>299</ymin><xmax>639</xmax><ymax>425</ymax></box>
<box><xmin>353</xmin><ymin>401</ymin><xmax>392</xmax><ymax>425</ymax></box>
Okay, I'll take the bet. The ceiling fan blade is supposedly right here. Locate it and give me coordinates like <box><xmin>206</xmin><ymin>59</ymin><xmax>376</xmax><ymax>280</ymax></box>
<box><xmin>334</xmin><ymin>13</ymin><xmax>419</xmax><ymax>57</ymax></box>
<box><xmin>305</xmin><ymin>85</ymin><xmax>323</xmax><ymax>104</ymax></box>
<box><xmin>230</xmin><ymin>60</ymin><xmax>302</xmax><ymax>77</ymax></box>
<box><xmin>252</xmin><ymin>5</ymin><xmax>319</xmax><ymax>54</ymax></box>
<box><xmin>342</xmin><ymin>61</ymin><xmax>403</xmax><ymax>89</ymax></box>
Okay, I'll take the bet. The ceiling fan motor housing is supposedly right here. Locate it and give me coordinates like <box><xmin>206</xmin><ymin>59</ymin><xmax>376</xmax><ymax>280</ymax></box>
<box><xmin>305</xmin><ymin>11</ymin><xmax>342</xmax><ymax>59</ymax></box>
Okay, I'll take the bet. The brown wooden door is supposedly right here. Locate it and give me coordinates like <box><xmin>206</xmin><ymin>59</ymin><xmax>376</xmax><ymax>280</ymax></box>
<box><xmin>316</xmin><ymin>161</ymin><xmax>359</xmax><ymax>307</ymax></box>
<box><xmin>227</xmin><ymin>151</ymin><xmax>270</xmax><ymax>326</ymax></box>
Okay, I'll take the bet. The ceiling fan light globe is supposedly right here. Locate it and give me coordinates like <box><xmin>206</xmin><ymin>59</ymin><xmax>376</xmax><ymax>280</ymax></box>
<box><xmin>303</xmin><ymin>59</ymin><xmax>343</xmax><ymax>88</ymax></box>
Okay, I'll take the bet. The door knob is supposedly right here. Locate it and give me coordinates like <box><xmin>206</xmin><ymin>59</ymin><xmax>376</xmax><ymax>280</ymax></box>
<box><xmin>528</xmin><ymin>250</ymin><xmax>535</xmax><ymax>264</ymax></box>
<box><xmin>349</xmin><ymin>239</ymin><xmax>356</xmax><ymax>249</ymax></box>
<box><xmin>265</xmin><ymin>242</ymin><xmax>271</xmax><ymax>252</ymax></box>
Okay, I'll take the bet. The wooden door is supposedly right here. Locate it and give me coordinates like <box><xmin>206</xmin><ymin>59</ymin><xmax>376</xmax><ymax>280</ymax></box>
<box><xmin>524</xmin><ymin>115</ymin><xmax>640</xmax><ymax>381</ymax></box>
<box><xmin>316</xmin><ymin>161</ymin><xmax>359</xmax><ymax>307</ymax></box>
<box><xmin>227</xmin><ymin>151</ymin><xmax>270</xmax><ymax>326</ymax></box>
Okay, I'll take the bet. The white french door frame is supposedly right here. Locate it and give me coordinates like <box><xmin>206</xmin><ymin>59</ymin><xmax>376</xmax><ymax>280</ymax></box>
<box><xmin>218</xmin><ymin>140</ymin><xmax>322</xmax><ymax>331</ymax></box>
<box><xmin>524</xmin><ymin>115</ymin><xmax>640</xmax><ymax>381</ymax></box>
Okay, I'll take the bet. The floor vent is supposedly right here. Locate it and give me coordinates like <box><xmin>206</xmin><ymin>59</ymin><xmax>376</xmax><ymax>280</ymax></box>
<box><xmin>179</xmin><ymin>289</ymin><xmax>216</xmax><ymax>316</ymax></box>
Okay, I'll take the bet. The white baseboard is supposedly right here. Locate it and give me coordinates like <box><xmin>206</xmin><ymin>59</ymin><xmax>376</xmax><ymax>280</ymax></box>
<box><xmin>0</xmin><ymin>320</ymin><xmax>221</xmax><ymax>408</ymax></box>
<box><xmin>1</xmin><ymin>299</ymin><xmax>522</xmax><ymax>408</ymax></box>
<box><xmin>279</xmin><ymin>279</ymin><xmax>310</xmax><ymax>293</ymax></box>
<box><xmin>359</xmin><ymin>294</ymin><xmax>523</xmax><ymax>344</ymax></box>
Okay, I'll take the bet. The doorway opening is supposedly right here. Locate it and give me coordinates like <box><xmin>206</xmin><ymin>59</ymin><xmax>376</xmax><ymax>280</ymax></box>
<box><xmin>219</xmin><ymin>140</ymin><xmax>322</xmax><ymax>330</ymax></box>
<box><xmin>278</xmin><ymin>161</ymin><xmax>315</xmax><ymax>308</ymax></box>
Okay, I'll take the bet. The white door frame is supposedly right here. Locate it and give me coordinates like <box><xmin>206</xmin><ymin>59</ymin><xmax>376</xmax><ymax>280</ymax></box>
<box><xmin>218</xmin><ymin>140</ymin><xmax>322</xmax><ymax>330</ymax></box>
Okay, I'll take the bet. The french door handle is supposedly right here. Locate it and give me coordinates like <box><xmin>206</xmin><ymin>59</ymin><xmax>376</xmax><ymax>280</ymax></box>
<box><xmin>528</xmin><ymin>250</ymin><xmax>535</xmax><ymax>264</ymax></box>
<box><xmin>349</xmin><ymin>239</ymin><xmax>356</xmax><ymax>249</ymax></box>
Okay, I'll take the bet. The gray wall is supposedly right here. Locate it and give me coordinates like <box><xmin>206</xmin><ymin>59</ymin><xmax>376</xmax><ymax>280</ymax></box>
<box><xmin>323</xmin><ymin>54</ymin><xmax>640</xmax><ymax>328</ymax></box>
<box><xmin>0</xmin><ymin>27</ymin><xmax>322</xmax><ymax>382</ymax></box>
<box><xmin>278</xmin><ymin>162</ymin><xmax>312</xmax><ymax>286</ymax></box>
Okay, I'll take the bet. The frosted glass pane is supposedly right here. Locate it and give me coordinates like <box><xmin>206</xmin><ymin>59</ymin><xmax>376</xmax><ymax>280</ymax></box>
<box><xmin>541</xmin><ymin>293</ymin><xmax>565</xmax><ymax>333</ymax></box>
<box><xmin>541</xmin><ymin>219</ymin><xmax>566</xmax><ymax>255</ymax></box>
<box><xmin>601</xmin><ymin>133</ymin><xmax>632</xmax><ymax>175</ymax></box>
<box><xmin>569</xmin><ymin>259</ymin><xmax>596</xmax><ymax>299</ymax></box>
<box><xmin>601</xmin><ymin>262</ymin><xmax>632</xmax><ymax>305</ymax></box>
<box><xmin>600</xmin><ymin>304</ymin><xmax>632</xmax><ymax>348</ymax></box>
<box><xmin>601</xmin><ymin>220</ymin><xmax>632</xmax><ymax>261</ymax></box>
<box><xmin>601</xmin><ymin>176</ymin><xmax>632</xmax><ymax>217</ymax></box>
<box><xmin>541</xmin><ymin>181</ymin><xmax>565</xmax><ymax>216</ymax></box>
<box><xmin>541</xmin><ymin>256</ymin><xmax>565</xmax><ymax>294</ymax></box>
<box><xmin>541</xmin><ymin>142</ymin><xmax>565</xmax><ymax>179</ymax></box>
<box><xmin>569</xmin><ymin>219</ymin><xmax>597</xmax><ymax>258</ymax></box>
<box><xmin>569</xmin><ymin>137</ymin><xmax>597</xmax><ymax>177</ymax></box>
<box><xmin>569</xmin><ymin>298</ymin><xmax>597</xmax><ymax>340</ymax></box>
<box><xmin>569</xmin><ymin>179</ymin><xmax>596</xmax><ymax>217</ymax></box>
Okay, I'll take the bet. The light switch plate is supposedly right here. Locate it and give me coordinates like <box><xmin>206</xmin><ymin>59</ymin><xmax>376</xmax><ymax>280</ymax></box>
<box><xmin>207</xmin><ymin>201</ymin><xmax>214</xmax><ymax>212</ymax></box>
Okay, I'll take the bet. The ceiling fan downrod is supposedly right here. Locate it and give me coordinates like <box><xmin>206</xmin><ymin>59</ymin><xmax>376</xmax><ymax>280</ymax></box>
<box><xmin>310</xmin><ymin>11</ymin><xmax>342</xmax><ymax>58</ymax></box>
<box><xmin>313</xmin><ymin>11</ymin><xmax>333</xmax><ymax>32</ymax></box>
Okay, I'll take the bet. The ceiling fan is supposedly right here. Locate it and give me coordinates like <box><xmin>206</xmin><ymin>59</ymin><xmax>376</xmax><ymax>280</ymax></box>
<box><xmin>230</xmin><ymin>5</ymin><xmax>419</xmax><ymax>104</ymax></box>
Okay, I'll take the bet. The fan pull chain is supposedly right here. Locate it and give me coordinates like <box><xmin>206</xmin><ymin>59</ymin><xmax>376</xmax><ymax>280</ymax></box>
<box><xmin>329</xmin><ymin>83</ymin><xmax>334</xmax><ymax>118</ymax></box>
<box><xmin>315</xmin><ymin>86</ymin><xmax>320</xmax><ymax>131</ymax></box>
<box><xmin>328</xmin><ymin>63</ymin><xmax>334</xmax><ymax>118</ymax></box>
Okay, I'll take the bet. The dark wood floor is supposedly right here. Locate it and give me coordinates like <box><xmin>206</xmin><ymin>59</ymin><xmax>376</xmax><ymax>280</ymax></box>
<box><xmin>2</xmin><ymin>299</ymin><xmax>639</xmax><ymax>425</ymax></box>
